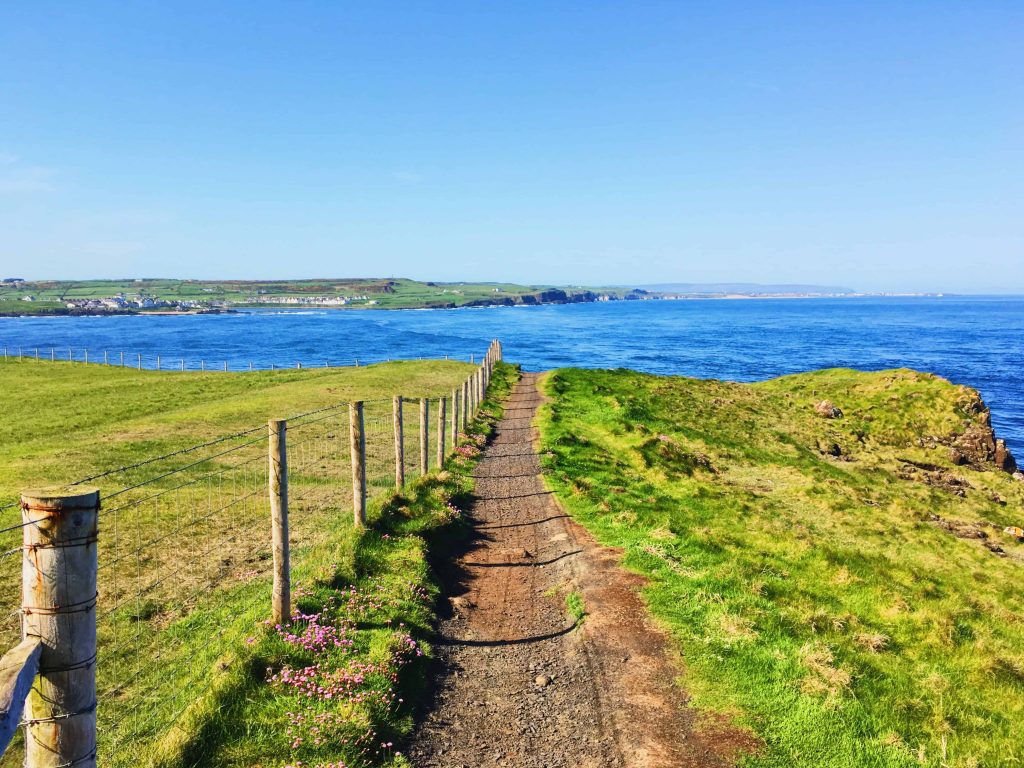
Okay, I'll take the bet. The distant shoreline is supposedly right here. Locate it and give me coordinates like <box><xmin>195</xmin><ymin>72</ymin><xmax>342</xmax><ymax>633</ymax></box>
<box><xmin>0</xmin><ymin>293</ymin><xmax>1000</xmax><ymax>318</ymax></box>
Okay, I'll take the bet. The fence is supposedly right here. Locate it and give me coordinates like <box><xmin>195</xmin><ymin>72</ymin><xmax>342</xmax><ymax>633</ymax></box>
<box><xmin>0</xmin><ymin>346</ymin><xmax>486</xmax><ymax>372</ymax></box>
<box><xmin>0</xmin><ymin>340</ymin><xmax>502</xmax><ymax>767</ymax></box>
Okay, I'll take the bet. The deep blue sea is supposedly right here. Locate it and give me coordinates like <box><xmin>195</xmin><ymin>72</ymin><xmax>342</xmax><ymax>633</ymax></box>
<box><xmin>2</xmin><ymin>297</ymin><xmax>1022</xmax><ymax>456</ymax></box>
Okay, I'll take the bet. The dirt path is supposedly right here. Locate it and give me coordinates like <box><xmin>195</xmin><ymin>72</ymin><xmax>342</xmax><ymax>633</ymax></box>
<box><xmin>408</xmin><ymin>373</ymin><xmax>752</xmax><ymax>768</ymax></box>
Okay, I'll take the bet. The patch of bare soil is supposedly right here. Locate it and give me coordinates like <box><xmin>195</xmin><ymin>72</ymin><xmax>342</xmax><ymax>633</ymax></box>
<box><xmin>408</xmin><ymin>374</ymin><xmax>755</xmax><ymax>768</ymax></box>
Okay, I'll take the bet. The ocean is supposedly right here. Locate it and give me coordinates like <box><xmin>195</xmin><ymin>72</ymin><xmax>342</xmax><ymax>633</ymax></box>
<box><xmin>2</xmin><ymin>296</ymin><xmax>1022</xmax><ymax>456</ymax></box>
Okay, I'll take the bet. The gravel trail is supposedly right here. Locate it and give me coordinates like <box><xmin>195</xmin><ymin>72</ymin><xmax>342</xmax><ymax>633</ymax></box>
<box><xmin>408</xmin><ymin>373</ymin><xmax>752</xmax><ymax>768</ymax></box>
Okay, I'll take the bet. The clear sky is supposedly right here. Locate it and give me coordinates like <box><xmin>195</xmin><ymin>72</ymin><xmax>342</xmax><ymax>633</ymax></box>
<box><xmin>1</xmin><ymin>3</ymin><xmax>1021</xmax><ymax>292</ymax></box>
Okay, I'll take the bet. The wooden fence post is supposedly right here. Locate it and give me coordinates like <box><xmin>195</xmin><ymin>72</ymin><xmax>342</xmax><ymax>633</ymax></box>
<box><xmin>419</xmin><ymin>398</ymin><xmax>429</xmax><ymax>475</ymax></box>
<box><xmin>21</xmin><ymin>487</ymin><xmax>99</xmax><ymax>768</ymax></box>
<box><xmin>462</xmin><ymin>380</ymin><xmax>470</xmax><ymax>428</ymax></box>
<box><xmin>451</xmin><ymin>388</ymin><xmax>459</xmax><ymax>447</ymax></box>
<box><xmin>350</xmin><ymin>402</ymin><xmax>366</xmax><ymax>525</ymax></box>
<box><xmin>436</xmin><ymin>396</ymin><xmax>447</xmax><ymax>467</ymax></box>
<box><xmin>393</xmin><ymin>395</ymin><xmax>404</xmax><ymax>488</ymax></box>
<box><xmin>268</xmin><ymin>419</ymin><xmax>290</xmax><ymax>625</ymax></box>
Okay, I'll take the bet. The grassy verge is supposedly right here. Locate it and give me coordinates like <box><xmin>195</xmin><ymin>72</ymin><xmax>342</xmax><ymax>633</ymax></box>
<box><xmin>151</xmin><ymin>362</ymin><xmax>518</xmax><ymax>768</ymax></box>
<box><xmin>538</xmin><ymin>367</ymin><xmax>1024</xmax><ymax>768</ymax></box>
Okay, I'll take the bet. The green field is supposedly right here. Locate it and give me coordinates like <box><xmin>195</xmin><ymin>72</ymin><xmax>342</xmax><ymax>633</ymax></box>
<box><xmin>0</xmin><ymin>356</ymin><xmax>471</xmax><ymax>506</ymax></box>
<box><xmin>538</xmin><ymin>367</ymin><xmax>1024</xmax><ymax>768</ymax></box>
<box><xmin>0</xmin><ymin>356</ymin><xmax>501</xmax><ymax>768</ymax></box>
<box><xmin>0</xmin><ymin>277</ymin><xmax>628</xmax><ymax>313</ymax></box>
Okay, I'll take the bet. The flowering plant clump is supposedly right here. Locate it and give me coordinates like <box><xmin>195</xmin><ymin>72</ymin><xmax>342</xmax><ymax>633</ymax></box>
<box><xmin>263</xmin><ymin>579</ymin><xmax>427</xmax><ymax>767</ymax></box>
<box><xmin>455</xmin><ymin>444</ymin><xmax>480</xmax><ymax>458</ymax></box>
<box><xmin>439</xmin><ymin>500</ymin><xmax>463</xmax><ymax>523</ymax></box>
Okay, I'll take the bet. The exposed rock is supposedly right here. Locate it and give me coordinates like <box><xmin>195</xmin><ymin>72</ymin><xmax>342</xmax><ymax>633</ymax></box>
<box><xmin>534</xmin><ymin>674</ymin><xmax>552</xmax><ymax>687</ymax></box>
<box><xmin>898</xmin><ymin>461</ymin><xmax>972</xmax><ymax>497</ymax></box>
<box><xmin>948</xmin><ymin>448</ymin><xmax>967</xmax><ymax>466</ymax></box>
<box><xmin>815</xmin><ymin>400</ymin><xmax>843</xmax><ymax>419</ymax></box>
<box><xmin>951</xmin><ymin>423</ymin><xmax>997</xmax><ymax>465</ymax></box>
<box><xmin>818</xmin><ymin>440</ymin><xmax>844</xmax><ymax>457</ymax></box>
<box><xmin>1004</xmin><ymin>526</ymin><xmax>1024</xmax><ymax>541</ymax></box>
<box><xmin>1014</xmin><ymin>471</ymin><xmax>1024</xmax><ymax>483</ymax></box>
<box><xmin>995</xmin><ymin>439</ymin><xmax>1017</xmax><ymax>472</ymax></box>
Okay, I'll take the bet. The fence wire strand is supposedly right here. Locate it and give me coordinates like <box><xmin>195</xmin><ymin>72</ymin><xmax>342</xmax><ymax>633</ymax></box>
<box><xmin>0</xmin><ymin>346</ymin><xmax>498</xmax><ymax>767</ymax></box>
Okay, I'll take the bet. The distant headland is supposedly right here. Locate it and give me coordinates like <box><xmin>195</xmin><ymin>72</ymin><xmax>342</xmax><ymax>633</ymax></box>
<box><xmin>0</xmin><ymin>277</ymin><xmax>940</xmax><ymax>316</ymax></box>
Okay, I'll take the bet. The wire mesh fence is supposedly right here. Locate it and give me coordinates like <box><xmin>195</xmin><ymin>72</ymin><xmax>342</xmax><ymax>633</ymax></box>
<box><xmin>0</xmin><ymin>341</ymin><xmax>501</xmax><ymax>767</ymax></box>
<box><xmin>0</xmin><ymin>346</ymin><xmax>480</xmax><ymax>373</ymax></box>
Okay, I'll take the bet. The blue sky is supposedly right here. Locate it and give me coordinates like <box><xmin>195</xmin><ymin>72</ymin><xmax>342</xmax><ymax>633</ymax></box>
<box><xmin>1</xmin><ymin>3</ymin><xmax>1021</xmax><ymax>292</ymax></box>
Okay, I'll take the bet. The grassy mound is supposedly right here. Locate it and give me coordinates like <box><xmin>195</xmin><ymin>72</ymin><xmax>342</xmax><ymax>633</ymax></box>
<box><xmin>538</xmin><ymin>367</ymin><xmax>1024</xmax><ymax>768</ymax></box>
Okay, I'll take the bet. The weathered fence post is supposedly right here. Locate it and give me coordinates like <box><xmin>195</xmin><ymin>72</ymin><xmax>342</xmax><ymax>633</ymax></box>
<box><xmin>180</xmin><ymin>359</ymin><xmax>185</xmax><ymax>371</ymax></box>
<box><xmin>102</xmin><ymin>351</ymin><xmax>107</xmax><ymax>365</ymax></box>
<box><xmin>462</xmin><ymin>379</ymin><xmax>470</xmax><ymax>429</ymax></box>
<box><xmin>350</xmin><ymin>402</ymin><xmax>366</xmax><ymax>525</ymax></box>
<box><xmin>268</xmin><ymin>419</ymin><xmax>290</xmax><ymax>625</ymax></box>
<box><xmin>137</xmin><ymin>353</ymin><xmax>142</xmax><ymax>370</ymax></box>
<box><xmin>21</xmin><ymin>487</ymin><xmax>99</xmax><ymax>768</ymax></box>
<box><xmin>84</xmin><ymin>350</ymin><xmax>89</xmax><ymax>364</ymax></box>
<box><xmin>419</xmin><ymin>398</ymin><xmax>430</xmax><ymax>474</ymax></box>
<box><xmin>119</xmin><ymin>350</ymin><xmax>124</xmax><ymax>367</ymax></box>
<box><xmin>451</xmin><ymin>388</ymin><xmax>460</xmax><ymax>447</ymax></box>
<box><xmin>156</xmin><ymin>355</ymin><xmax>161</xmax><ymax>371</ymax></box>
<box><xmin>393</xmin><ymin>395</ymin><xmax>404</xmax><ymax>488</ymax></box>
<box><xmin>436</xmin><ymin>396</ymin><xmax>447</xmax><ymax>467</ymax></box>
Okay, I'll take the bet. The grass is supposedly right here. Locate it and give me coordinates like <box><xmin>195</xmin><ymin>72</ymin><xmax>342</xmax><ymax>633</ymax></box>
<box><xmin>0</xmin><ymin>357</ymin><xmax>472</xmax><ymax>506</ymax></box>
<box><xmin>0</xmin><ymin>357</ymin><xmax>509</xmax><ymax>768</ymax></box>
<box><xmin>565</xmin><ymin>590</ymin><xmax>587</xmax><ymax>625</ymax></box>
<box><xmin>537</xmin><ymin>367</ymin><xmax>1024</xmax><ymax>768</ymax></box>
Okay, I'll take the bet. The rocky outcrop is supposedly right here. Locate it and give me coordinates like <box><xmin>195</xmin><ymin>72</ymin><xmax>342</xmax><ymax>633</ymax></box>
<box><xmin>815</xmin><ymin>400</ymin><xmax>843</xmax><ymax>419</ymax></box>
<box><xmin>942</xmin><ymin>393</ymin><xmax>1018</xmax><ymax>473</ymax></box>
<box><xmin>463</xmin><ymin>297</ymin><xmax>515</xmax><ymax>308</ymax></box>
<box><xmin>995</xmin><ymin>439</ymin><xmax>1017</xmax><ymax>472</ymax></box>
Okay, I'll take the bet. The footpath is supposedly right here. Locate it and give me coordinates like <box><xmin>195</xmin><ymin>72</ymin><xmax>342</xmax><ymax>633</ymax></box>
<box><xmin>408</xmin><ymin>373</ymin><xmax>746</xmax><ymax>768</ymax></box>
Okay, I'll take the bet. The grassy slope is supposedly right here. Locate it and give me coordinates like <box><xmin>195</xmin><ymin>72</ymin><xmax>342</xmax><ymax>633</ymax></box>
<box><xmin>153</xmin><ymin>362</ymin><xmax>518</xmax><ymax>768</ymax></box>
<box><xmin>538</xmin><ymin>367</ymin><xmax>1024</xmax><ymax>768</ymax></box>
<box><xmin>0</xmin><ymin>357</ymin><xmax>471</xmax><ymax>507</ymax></box>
